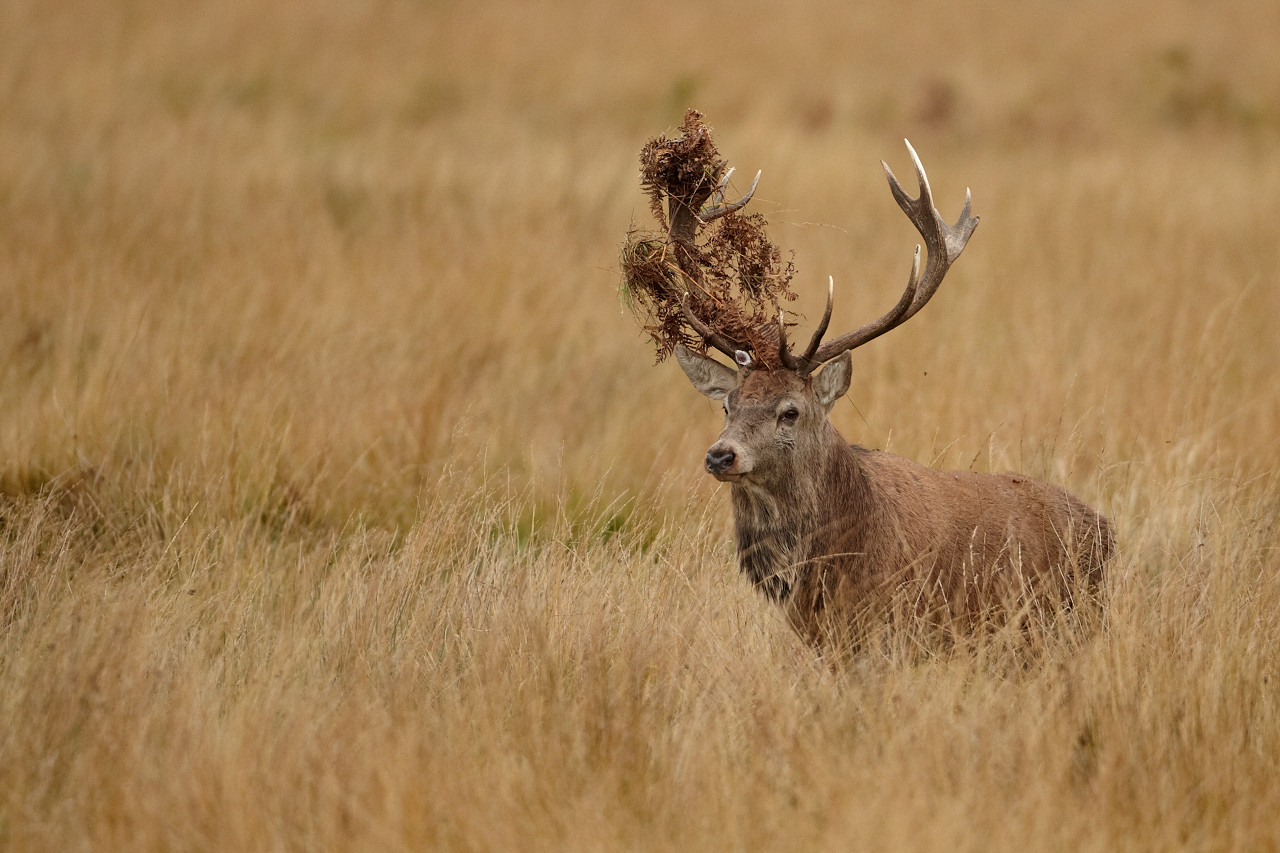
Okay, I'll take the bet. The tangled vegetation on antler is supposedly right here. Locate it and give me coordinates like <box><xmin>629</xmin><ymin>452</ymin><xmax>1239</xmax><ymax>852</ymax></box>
<box><xmin>620</xmin><ymin>110</ymin><xmax>796</xmax><ymax>367</ymax></box>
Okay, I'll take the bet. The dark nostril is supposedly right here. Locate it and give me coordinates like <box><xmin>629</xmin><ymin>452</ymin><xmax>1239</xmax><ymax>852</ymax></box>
<box><xmin>705</xmin><ymin>448</ymin><xmax>736</xmax><ymax>474</ymax></box>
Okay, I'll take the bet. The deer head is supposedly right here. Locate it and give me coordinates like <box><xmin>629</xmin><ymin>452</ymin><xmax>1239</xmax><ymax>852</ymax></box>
<box><xmin>675</xmin><ymin>141</ymin><xmax>979</xmax><ymax>485</ymax></box>
<box><xmin>675</xmin><ymin>345</ymin><xmax>852</xmax><ymax>486</ymax></box>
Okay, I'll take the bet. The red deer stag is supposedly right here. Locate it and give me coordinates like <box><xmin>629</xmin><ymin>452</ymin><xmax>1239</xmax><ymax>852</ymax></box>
<box><xmin>643</xmin><ymin>126</ymin><xmax>1113</xmax><ymax>650</ymax></box>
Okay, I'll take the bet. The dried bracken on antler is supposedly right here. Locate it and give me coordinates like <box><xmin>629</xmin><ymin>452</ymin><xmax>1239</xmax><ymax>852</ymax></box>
<box><xmin>620</xmin><ymin>110</ymin><xmax>796</xmax><ymax>367</ymax></box>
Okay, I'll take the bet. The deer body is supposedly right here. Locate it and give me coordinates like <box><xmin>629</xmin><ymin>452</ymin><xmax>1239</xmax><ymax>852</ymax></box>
<box><xmin>677</xmin><ymin>349</ymin><xmax>1114</xmax><ymax>648</ymax></box>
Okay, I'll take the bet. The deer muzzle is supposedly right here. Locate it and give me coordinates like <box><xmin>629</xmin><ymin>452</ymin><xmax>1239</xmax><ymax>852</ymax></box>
<box><xmin>705</xmin><ymin>445</ymin><xmax>737</xmax><ymax>476</ymax></box>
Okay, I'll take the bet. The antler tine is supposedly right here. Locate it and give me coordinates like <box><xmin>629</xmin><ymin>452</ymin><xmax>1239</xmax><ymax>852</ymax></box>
<box><xmin>707</xmin><ymin>167</ymin><xmax>735</xmax><ymax>208</ymax></box>
<box><xmin>894</xmin><ymin>139</ymin><xmax>934</xmax><ymax>220</ymax></box>
<box><xmin>798</xmin><ymin>276</ymin><xmax>835</xmax><ymax>365</ymax></box>
<box><xmin>777</xmin><ymin>308</ymin><xmax>799</xmax><ymax>371</ymax></box>
<box><xmin>777</xmin><ymin>276</ymin><xmax>835</xmax><ymax>374</ymax></box>
<box><xmin>700</xmin><ymin>170</ymin><xmax>761</xmax><ymax>223</ymax></box>
<box><xmin>681</xmin><ymin>291</ymin><xmax>743</xmax><ymax>361</ymax></box>
<box><xmin>809</xmin><ymin>141</ymin><xmax>977</xmax><ymax>366</ymax></box>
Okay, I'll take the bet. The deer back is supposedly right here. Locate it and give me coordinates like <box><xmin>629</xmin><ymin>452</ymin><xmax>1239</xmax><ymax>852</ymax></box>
<box><xmin>777</xmin><ymin>447</ymin><xmax>1114</xmax><ymax>645</ymax></box>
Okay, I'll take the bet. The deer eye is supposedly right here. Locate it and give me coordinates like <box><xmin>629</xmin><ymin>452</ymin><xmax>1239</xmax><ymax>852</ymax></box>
<box><xmin>779</xmin><ymin>407</ymin><xmax>800</xmax><ymax>425</ymax></box>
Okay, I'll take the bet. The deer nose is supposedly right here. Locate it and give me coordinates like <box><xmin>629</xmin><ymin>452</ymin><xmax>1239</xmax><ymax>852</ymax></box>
<box><xmin>705</xmin><ymin>447</ymin><xmax>736</xmax><ymax>474</ymax></box>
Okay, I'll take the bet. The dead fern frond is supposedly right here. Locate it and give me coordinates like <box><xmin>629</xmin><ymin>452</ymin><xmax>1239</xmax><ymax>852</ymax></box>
<box><xmin>620</xmin><ymin>110</ymin><xmax>796</xmax><ymax>368</ymax></box>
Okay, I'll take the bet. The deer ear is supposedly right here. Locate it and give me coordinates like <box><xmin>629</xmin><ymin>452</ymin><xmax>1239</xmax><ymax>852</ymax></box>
<box><xmin>674</xmin><ymin>344</ymin><xmax>738</xmax><ymax>401</ymax></box>
<box><xmin>813</xmin><ymin>351</ymin><xmax>852</xmax><ymax>411</ymax></box>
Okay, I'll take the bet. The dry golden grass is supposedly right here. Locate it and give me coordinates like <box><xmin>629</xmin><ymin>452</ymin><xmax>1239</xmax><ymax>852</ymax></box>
<box><xmin>2</xmin><ymin>0</ymin><xmax>1280</xmax><ymax>849</ymax></box>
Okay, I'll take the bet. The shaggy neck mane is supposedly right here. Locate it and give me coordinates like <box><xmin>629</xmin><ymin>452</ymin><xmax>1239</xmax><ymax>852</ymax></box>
<box><xmin>730</xmin><ymin>425</ymin><xmax>873</xmax><ymax>602</ymax></box>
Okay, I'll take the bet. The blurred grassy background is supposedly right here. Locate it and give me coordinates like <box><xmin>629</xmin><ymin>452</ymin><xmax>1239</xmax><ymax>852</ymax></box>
<box><xmin>2</xmin><ymin>0</ymin><xmax>1279</xmax><ymax>849</ymax></box>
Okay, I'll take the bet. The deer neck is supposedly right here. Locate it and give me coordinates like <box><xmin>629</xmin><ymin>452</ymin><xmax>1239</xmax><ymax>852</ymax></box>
<box><xmin>729</xmin><ymin>426</ymin><xmax>870</xmax><ymax>602</ymax></box>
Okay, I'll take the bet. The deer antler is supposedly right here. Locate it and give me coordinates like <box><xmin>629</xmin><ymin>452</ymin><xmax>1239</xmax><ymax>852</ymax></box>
<box><xmin>782</xmin><ymin>140</ymin><xmax>979</xmax><ymax>375</ymax></box>
<box><xmin>681</xmin><ymin>291</ymin><xmax>744</xmax><ymax>360</ymax></box>
<box><xmin>622</xmin><ymin>111</ymin><xmax>800</xmax><ymax>367</ymax></box>
<box><xmin>668</xmin><ymin>169</ymin><xmax>762</xmax><ymax>360</ymax></box>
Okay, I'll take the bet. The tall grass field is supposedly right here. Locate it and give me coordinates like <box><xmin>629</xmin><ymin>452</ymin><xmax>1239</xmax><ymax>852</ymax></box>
<box><xmin>3</xmin><ymin>0</ymin><xmax>1280</xmax><ymax>849</ymax></box>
